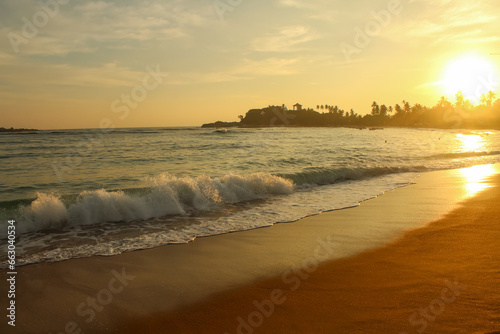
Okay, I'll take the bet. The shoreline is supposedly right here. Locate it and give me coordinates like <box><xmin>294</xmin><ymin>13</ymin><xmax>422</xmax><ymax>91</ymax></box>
<box><xmin>2</xmin><ymin>165</ymin><xmax>499</xmax><ymax>333</ymax></box>
<box><xmin>139</xmin><ymin>172</ymin><xmax>500</xmax><ymax>334</ymax></box>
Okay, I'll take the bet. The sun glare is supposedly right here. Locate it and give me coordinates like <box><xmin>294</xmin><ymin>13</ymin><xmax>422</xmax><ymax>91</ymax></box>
<box><xmin>457</xmin><ymin>164</ymin><xmax>498</xmax><ymax>197</ymax></box>
<box><xmin>456</xmin><ymin>133</ymin><xmax>484</xmax><ymax>152</ymax></box>
<box><xmin>441</xmin><ymin>55</ymin><xmax>499</xmax><ymax>104</ymax></box>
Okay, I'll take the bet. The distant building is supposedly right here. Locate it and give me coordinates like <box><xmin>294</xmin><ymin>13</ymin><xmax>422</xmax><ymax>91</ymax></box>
<box><xmin>293</xmin><ymin>103</ymin><xmax>302</xmax><ymax>111</ymax></box>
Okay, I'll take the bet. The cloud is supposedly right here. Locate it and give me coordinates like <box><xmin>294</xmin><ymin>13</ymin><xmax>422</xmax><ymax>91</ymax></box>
<box><xmin>0</xmin><ymin>47</ymin><xmax>302</xmax><ymax>93</ymax></box>
<box><xmin>277</xmin><ymin>0</ymin><xmax>316</xmax><ymax>9</ymax></box>
<box><xmin>251</xmin><ymin>26</ymin><xmax>319</xmax><ymax>52</ymax></box>
<box><xmin>167</xmin><ymin>57</ymin><xmax>302</xmax><ymax>85</ymax></box>
<box><xmin>398</xmin><ymin>0</ymin><xmax>497</xmax><ymax>44</ymax></box>
<box><xmin>276</xmin><ymin>0</ymin><xmax>337</xmax><ymax>20</ymax></box>
<box><xmin>0</xmin><ymin>57</ymin><xmax>150</xmax><ymax>94</ymax></box>
<box><xmin>307</xmin><ymin>10</ymin><xmax>338</xmax><ymax>22</ymax></box>
<box><xmin>1</xmin><ymin>0</ymin><xmax>212</xmax><ymax>56</ymax></box>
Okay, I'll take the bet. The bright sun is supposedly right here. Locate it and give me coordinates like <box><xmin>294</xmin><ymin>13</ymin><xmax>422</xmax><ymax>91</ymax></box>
<box><xmin>441</xmin><ymin>55</ymin><xmax>499</xmax><ymax>104</ymax></box>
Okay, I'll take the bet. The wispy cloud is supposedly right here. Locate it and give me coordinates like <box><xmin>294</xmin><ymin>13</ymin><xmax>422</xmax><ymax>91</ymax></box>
<box><xmin>277</xmin><ymin>0</ymin><xmax>316</xmax><ymax>9</ymax></box>
<box><xmin>251</xmin><ymin>26</ymin><xmax>319</xmax><ymax>52</ymax></box>
<box><xmin>0</xmin><ymin>58</ymin><xmax>148</xmax><ymax>92</ymax></box>
<box><xmin>398</xmin><ymin>0</ymin><xmax>497</xmax><ymax>44</ymax></box>
<box><xmin>276</xmin><ymin>0</ymin><xmax>337</xmax><ymax>20</ymax></box>
<box><xmin>167</xmin><ymin>57</ymin><xmax>302</xmax><ymax>85</ymax></box>
<box><xmin>1</xmin><ymin>0</ymin><xmax>212</xmax><ymax>56</ymax></box>
<box><xmin>307</xmin><ymin>10</ymin><xmax>338</xmax><ymax>22</ymax></box>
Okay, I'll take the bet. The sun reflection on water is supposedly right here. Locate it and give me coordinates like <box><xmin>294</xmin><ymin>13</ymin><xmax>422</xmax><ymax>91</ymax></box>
<box><xmin>456</xmin><ymin>134</ymin><xmax>484</xmax><ymax>152</ymax></box>
<box><xmin>457</xmin><ymin>164</ymin><xmax>498</xmax><ymax>197</ymax></box>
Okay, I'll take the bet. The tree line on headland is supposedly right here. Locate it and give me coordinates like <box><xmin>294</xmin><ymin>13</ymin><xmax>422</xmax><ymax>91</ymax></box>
<box><xmin>0</xmin><ymin>127</ymin><xmax>38</xmax><ymax>133</ymax></box>
<box><xmin>203</xmin><ymin>91</ymin><xmax>500</xmax><ymax>130</ymax></box>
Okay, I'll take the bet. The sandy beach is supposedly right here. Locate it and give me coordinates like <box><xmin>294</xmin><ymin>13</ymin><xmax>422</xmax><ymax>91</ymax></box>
<box><xmin>2</xmin><ymin>165</ymin><xmax>500</xmax><ymax>334</ymax></box>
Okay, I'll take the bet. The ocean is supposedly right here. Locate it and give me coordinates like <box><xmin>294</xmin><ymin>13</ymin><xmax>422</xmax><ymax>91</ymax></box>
<box><xmin>1</xmin><ymin>127</ymin><xmax>500</xmax><ymax>267</ymax></box>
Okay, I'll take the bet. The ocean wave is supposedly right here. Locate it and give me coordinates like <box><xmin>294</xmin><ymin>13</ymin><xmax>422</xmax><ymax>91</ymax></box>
<box><xmin>0</xmin><ymin>132</ymin><xmax>39</xmax><ymax>135</ymax></box>
<box><xmin>426</xmin><ymin>150</ymin><xmax>500</xmax><ymax>160</ymax></box>
<box><xmin>281</xmin><ymin>166</ymin><xmax>427</xmax><ymax>187</ymax></box>
<box><xmin>111</xmin><ymin>130</ymin><xmax>162</xmax><ymax>134</ymax></box>
<box><xmin>160</xmin><ymin>128</ymin><xmax>200</xmax><ymax>131</ymax></box>
<box><xmin>45</xmin><ymin>131</ymin><xmax>70</xmax><ymax>134</ymax></box>
<box><xmin>5</xmin><ymin>173</ymin><xmax>294</xmax><ymax>236</ymax></box>
<box><xmin>0</xmin><ymin>166</ymin><xmax>429</xmax><ymax>236</ymax></box>
<box><xmin>5</xmin><ymin>160</ymin><xmax>494</xmax><ymax>237</ymax></box>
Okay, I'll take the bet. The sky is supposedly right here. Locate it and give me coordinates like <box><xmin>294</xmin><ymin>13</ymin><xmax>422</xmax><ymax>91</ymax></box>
<box><xmin>1</xmin><ymin>0</ymin><xmax>499</xmax><ymax>129</ymax></box>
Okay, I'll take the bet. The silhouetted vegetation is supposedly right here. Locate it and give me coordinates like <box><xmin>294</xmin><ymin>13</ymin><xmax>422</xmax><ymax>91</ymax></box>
<box><xmin>201</xmin><ymin>121</ymin><xmax>240</xmax><ymax>128</ymax></box>
<box><xmin>0</xmin><ymin>127</ymin><xmax>38</xmax><ymax>133</ymax></box>
<box><xmin>206</xmin><ymin>91</ymin><xmax>500</xmax><ymax>130</ymax></box>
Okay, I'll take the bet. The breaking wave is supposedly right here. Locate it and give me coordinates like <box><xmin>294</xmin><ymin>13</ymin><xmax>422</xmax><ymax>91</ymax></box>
<box><xmin>7</xmin><ymin>173</ymin><xmax>294</xmax><ymax>236</ymax></box>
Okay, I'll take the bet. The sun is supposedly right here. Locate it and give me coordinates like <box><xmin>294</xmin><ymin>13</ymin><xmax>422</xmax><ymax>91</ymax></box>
<box><xmin>441</xmin><ymin>55</ymin><xmax>499</xmax><ymax>104</ymax></box>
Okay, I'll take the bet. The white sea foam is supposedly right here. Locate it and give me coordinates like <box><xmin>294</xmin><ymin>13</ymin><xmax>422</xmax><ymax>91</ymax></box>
<box><xmin>18</xmin><ymin>193</ymin><xmax>68</xmax><ymax>233</ymax></box>
<box><xmin>13</xmin><ymin>173</ymin><xmax>294</xmax><ymax>235</ymax></box>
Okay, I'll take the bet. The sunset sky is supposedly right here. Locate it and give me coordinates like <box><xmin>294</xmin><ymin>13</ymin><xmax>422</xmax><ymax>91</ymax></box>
<box><xmin>1</xmin><ymin>0</ymin><xmax>499</xmax><ymax>129</ymax></box>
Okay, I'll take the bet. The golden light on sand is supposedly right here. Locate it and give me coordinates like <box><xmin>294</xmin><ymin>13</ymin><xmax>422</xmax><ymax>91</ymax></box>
<box><xmin>456</xmin><ymin>133</ymin><xmax>484</xmax><ymax>152</ymax></box>
<box><xmin>458</xmin><ymin>164</ymin><xmax>497</xmax><ymax>197</ymax></box>
<box><xmin>441</xmin><ymin>55</ymin><xmax>499</xmax><ymax>104</ymax></box>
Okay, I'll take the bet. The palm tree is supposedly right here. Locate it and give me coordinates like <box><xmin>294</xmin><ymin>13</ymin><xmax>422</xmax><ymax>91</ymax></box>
<box><xmin>482</xmin><ymin>91</ymin><xmax>497</xmax><ymax>107</ymax></box>
<box><xmin>371</xmin><ymin>101</ymin><xmax>380</xmax><ymax>115</ymax></box>
<box><xmin>380</xmin><ymin>105</ymin><xmax>388</xmax><ymax>117</ymax></box>
<box><xmin>438</xmin><ymin>96</ymin><xmax>450</xmax><ymax>108</ymax></box>
<box><xmin>455</xmin><ymin>91</ymin><xmax>465</xmax><ymax>108</ymax></box>
<box><xmin>403</xmin><ymin>101</ymin><xmax>411</xmax><ymax>113</ymax></box>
